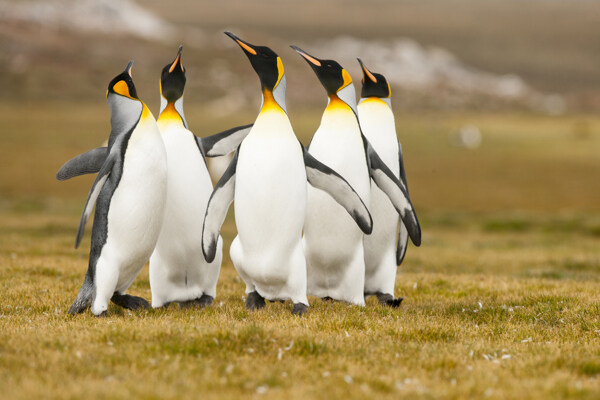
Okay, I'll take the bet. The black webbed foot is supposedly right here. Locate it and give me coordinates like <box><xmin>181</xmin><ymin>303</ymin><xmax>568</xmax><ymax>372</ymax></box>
<box><xmin>111</xmin><ymin>293</ymin><xmax>150</xmax><ymax>310</ymax></box>
<box><xmin>194</xmin><ymin>294</ymin><xmax>214</xmax><ymax>308</ymax></box>
<box><xmin>245</xmin><ymin>291</ymin><xmax>265</xmax><ymax>311</ymax></box>
<box><xmin>292</xmin><ymin>303</ymin><xmax>307</xmax><ymax>316</ymax></box>
<box><xmin>375</xmin><ymin>292</ymin><xmax>403</xmax><ymax>308</ymax></box>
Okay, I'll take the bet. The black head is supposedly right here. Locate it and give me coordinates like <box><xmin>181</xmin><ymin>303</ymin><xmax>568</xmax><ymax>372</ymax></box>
<box><xmin>225</xmin><ymin>32</ymin><xmax>284</xmax><ymax>92</ymax></box>
<box><xmin>291</xmin><ymin>46</ymin><xmax>352</xmax><ymax>96</ymax></box>
<box><xmin>357</xmin><ymin>58</ymin><xmax>390</xmax><ymax>99</ymax></box>
<box><xmin>107</xmin><ymin>61</ymin><xmax>138</xmax><ymax>99</ymax></box>
<box><xmin>161</xmin><ymin>45</ymin><xmax>186</xmax><ymax>102</ymax></box>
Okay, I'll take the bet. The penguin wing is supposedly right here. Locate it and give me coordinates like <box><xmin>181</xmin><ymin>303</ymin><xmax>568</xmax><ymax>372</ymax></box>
<box><xmin>303</xmin><ymin>145</ymin><xmax>373</xmax><ymax>235</ymax></box>
<box><xmin>197</xmin><ymin>124</ymin><xmax>253</xmax><ymax>157</ymax></box>
<box><xmin>56</xmin><ymin>147</ymin><xmax>108</xmax><ymax>180</ymax></box>
<box><xmin>363</xmin><ymin>135</ymin><xmax>421</xmax><ymax>246</ymax></box>
<box><xmin>202</xmin><ymin>149</ymin><xmax>238</xmax><ymax>262</ymax></box>
<box><xmin>396</xmin><ymin>140</ymin><xmax>410</xmax><ymax>265</ymax></box>
<box><xmin>75</xmin><ymin>154</ymin><xmax>115</xmax><ymax>248</ymax></box>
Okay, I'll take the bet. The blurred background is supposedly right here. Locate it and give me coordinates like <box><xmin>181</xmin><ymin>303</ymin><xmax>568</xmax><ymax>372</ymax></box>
<box><xmin>1</xmin><ymin>0</ymin><xmax>599</xmax><ymax>246</ymax></box>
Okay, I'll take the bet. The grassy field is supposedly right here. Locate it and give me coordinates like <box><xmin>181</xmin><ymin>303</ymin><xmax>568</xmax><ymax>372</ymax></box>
<box><xmin>1</xmin><ymin>104</ymin><xmax>599</xmax><ymax>399</ymax></box>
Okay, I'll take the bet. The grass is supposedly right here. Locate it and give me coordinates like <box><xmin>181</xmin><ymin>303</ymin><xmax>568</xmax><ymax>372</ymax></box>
<box><xmin>1</xmin><ymin>104</ymin><xmax>600</xmax><ymax>399</ymax></box>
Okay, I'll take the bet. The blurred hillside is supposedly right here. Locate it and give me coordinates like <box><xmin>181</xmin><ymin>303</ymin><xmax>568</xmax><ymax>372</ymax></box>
<box><xmin>1</xmin><ymin>0</ymin><xmax>599</xmax><ymax>112</ymax></box>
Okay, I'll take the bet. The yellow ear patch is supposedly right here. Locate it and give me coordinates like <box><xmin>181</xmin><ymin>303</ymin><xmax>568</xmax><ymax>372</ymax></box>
<box><xmin>387</xmin><ymin>82</ymin><xmax>392</xmax><ymax>97</ymax></box>
<box><xmin>112</xmin><ymin>80</ymin><xmax>131</xmax><ymax>98</ymax></box>
<box><xmin>275</xmin><ymin>57</ymin><xmax>285</xmax><ymax>87</ymax></box>
<box><xmin>340</xmin><ymin>69</ymin><xmax>353</xmax><ymax>90</ymax></box>
<box><xmin>236</xmin><ymin>40</ymin><xmax>257</xmax><ymax>55</ymax></box>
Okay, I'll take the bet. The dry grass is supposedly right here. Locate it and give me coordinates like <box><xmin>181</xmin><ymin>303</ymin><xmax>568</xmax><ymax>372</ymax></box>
<box><xmin>1</xmin><ymin>104</ymin><xmax>599</xmax><ymax>399</ymax></box>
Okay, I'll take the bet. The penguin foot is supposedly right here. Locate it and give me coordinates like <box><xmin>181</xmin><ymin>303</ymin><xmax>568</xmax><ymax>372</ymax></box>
<box><xmin>95</xmin><ymin>311</ymin><xmax>108</xmax><ymax>318</ymax></box>
<box><xmin>292</xmin><ymin>303</ymin><xmax>307</xmax><ymax>316</ymax></box>
<box><xmin>386</xmin><ymin>297</ymin><xmax>404</xmax><ymax>307</ymax></box>
<box><xmin>111</xmin><ymin>293</ymin><xmax>150</xmax><ymax>311</ymax></box>
<box><xmin>245</xmin><ymin>291</ymin><xmax>265</xmax><ymax>311</ymax></box>
<box><xmin>176</xmin><ymin>300</ymin><xmax>197</xmax><ymax>308</ymax></box>
<box><xmin>194</xmin><ymin>294</ymin><xmax>214</xmax><ymax>308</ymax></box>
<box><xmin>322</xmin><ymin>296</ymin><xmax>340</xmax><ymax>303</ymax></box>
<box><xmin>375</xmin><ymin>293</ymin><xmax>403</xmax><ymax>308</ymax></box>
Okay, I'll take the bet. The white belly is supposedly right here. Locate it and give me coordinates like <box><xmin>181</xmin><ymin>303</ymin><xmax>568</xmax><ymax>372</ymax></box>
<box><xmin>358</xmin><ymin>99</ymin><xmax>401</xmax><ymax>292</ymax></box>
<box><xmin>103</xmin><ymin>118</ymin><xmax>168</xmax><ymax>291</ymax></box>
<box><xmin>304</xmin><ymin>105</ymin><xmax>370</xmax><ymax>300</ymax></box>
<box><xmin>233</xmin><ymin>109</ymin><xmax>307</xmax><ymax>294</ymax></box>
<box><xmin>150</xmin><ymin>123</ymin><xmax>221</xmax><ymax>305</ymax></box>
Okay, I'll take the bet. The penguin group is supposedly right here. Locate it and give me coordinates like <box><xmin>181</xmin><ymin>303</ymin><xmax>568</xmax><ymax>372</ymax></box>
<box><xmin>57</xmin><ymin>32</ymin><xmax>421</xmax><ymax>317</ymax></box>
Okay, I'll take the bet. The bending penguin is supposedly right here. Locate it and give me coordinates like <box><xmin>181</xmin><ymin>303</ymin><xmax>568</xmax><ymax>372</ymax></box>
<box><xmin>148</xmin><ymin>46</ymin><xmax>252</xmax><ymax>308</ymax></box>
<box><xmin>202</xmin><ymin>32</ymin><xmax>373</xmax><ymax>316</ymax></box>
<box><xmin>291</xmin><ymin>46</ymin><xmax>421</xmax><ymax>306</ymax></box>
<box><xmin>67</xmin><ymin>61</ymin><xmax>168</xmax><ymax>316</ymax></box>
<box><xmin>357</xmin><ymin>58</ymin><xmax>415</xmax><ymax>306</ymax></box>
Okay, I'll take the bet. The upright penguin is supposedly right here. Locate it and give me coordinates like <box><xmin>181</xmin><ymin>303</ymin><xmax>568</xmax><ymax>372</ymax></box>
<box><xmin>291</xmin><ymin>46</ymin><xmax>421</xmax><ymax>306</ymax></box>
<box><xmin>149</xmin><ymin>46</ymin><xmax>250</xmax><ymax>308</ymax></box>
<box><xmin>57</xmin><ymin>47</ymin><xmax>253</xmax><ymax>309</ymax></box>
<box><xmin>357</xmin><ymin>58</ymin><xmax>414</xmax><ymax>306</ymax></box>
<box><xmin>67</xmin><ymin>61</ymin><xmax>168</xmax><ymax>316</ymax></box>
<box><xmin>202</xmin><ymin>32</ymin><xmax>373</xmax><ymax>316</ymax></box>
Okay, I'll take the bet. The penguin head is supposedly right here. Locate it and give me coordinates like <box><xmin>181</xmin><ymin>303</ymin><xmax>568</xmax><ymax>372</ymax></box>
<box><xmin>160</xmin><ymin>45</ymin><xmax>186</xmax><ymax>103</ymax></box>
<box><xmin>291</xmin><ymin>46</ymin><xmax>356</xmax><ymax>111</ymax></box>
<box><xmin>291</xmin><ymin>46</ymin><xmax>353</xmax><ymax>96</ymax></box>
<box><xmin>357</xmin><ymin>58</ymin><xmax>391</xmax><ymax>99</ymax></box>
<box><xmin>107</xmin><ymin>61</ymin><xmax>139</xmax><ymax>100</ymax></box>
<box><xmin>106</xmin><ymin>61</ymin><xmax>144</xmax><ymax>135</ymax></box>
<box><xmin>225</xmin><ymin>32</ymin><xmax>285</xmax><ymax>93</ymax></box>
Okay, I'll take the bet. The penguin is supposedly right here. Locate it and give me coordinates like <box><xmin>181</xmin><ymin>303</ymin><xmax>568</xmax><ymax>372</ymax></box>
<box><xmin>291</xmin><ymin>46</ymin><xmax>421</xmax><ymax>306</ymax></box>
<box><xmin>201</xmin><ymin>32</ymin><xmax>373</xmax><ymax>316</ymax></box>
<box><xmin>66</xmin><ymin>61</ymin><xmax>168</xmax><ymax>316</ymax></box>
<box><xmin>357</xmin><ymin>58</ymin><xmax>414</xmax><ymax>306</ymax></box>
<box><xmin>148</xmin><ymin>46</ymin><xmax>252</xmax><ymax>308</ymax></box>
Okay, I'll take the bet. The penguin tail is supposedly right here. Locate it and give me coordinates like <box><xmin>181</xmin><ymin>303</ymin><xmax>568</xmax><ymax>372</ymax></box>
<box><xmin>68</xmin><ymin>274</ymin><xmax>94</xmax><ymax>315</ymax></box>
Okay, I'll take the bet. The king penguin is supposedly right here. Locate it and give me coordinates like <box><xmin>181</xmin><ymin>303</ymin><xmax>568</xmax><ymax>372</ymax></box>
<box><xmin>148</xmin><ymin>46</ymin><xmax>253</xmax><ymax>308</ymax></box>
<box><xmin>201</xmin><ymin>32</ymin><xmax>373</xmax><ymax>316</ymax></box>
<box><xmin>357</xmin><ymin>58</ymin><xmax>415</xmax><ymax>306</ymax></box>
<box><xmin>67</xmin><ymin>61</ymin><xmax>168</xmax><ymax>316</ymax></box>
<box><xmin>291</xmin><ymin>46</ymin><xmax>421</xmax><ymax>306</ymax></box>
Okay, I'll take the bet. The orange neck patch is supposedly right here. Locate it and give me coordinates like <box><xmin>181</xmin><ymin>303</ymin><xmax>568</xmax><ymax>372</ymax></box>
<box><xmin>158</xmin><ymin>102</ymin><xmax>183</xmax><ymax>125</ymax></box>
<box><xmin>261</xmin><ymin>90</ymin><xmax>285</xmax><ymax>114</ymax></box>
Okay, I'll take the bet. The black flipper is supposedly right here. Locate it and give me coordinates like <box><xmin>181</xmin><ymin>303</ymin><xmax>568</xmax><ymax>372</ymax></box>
<box><xmin>68</xmin><ymin>274</ymin><xmax>94</xmax><ymax>315</ymax></box>
<box><xmin>302</xmin><ymin>144</ymin><xmax>373</xmax><ymax>235</ymax></box>
<box><xmin>111</xmin><ymin>293</ymin><xmax>150</xmax><ymax>310</ymax></box>
<box><xmin>202</xmin><ymin>149</ymin><xmax>238</xmax><ymax>262</ymax></box>
<box><xmin>56</xmin><ymin>147</ymin><xmax>108</xmax><ymax>180</ymax></box>
<box><xmin>75</xmin><ymin>153</ymin><xmax>116</xmax><ymax>248</ymax></box>
<box><xmin>396</xmin><ymin>140</ymin><xmax>410</xmax><ymax>265</ymax></box>
<box><xmin>362</xmin><ymin>135</ymin><xmax>421</xmax><ymax>246</ymax></box>
<box><xmin>197</xmin><ymin>124</ymin><xmax>253</xmax><ymax>157</ymax></box>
